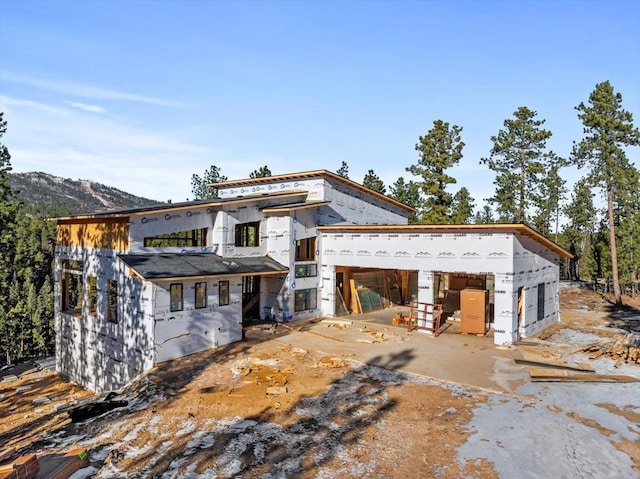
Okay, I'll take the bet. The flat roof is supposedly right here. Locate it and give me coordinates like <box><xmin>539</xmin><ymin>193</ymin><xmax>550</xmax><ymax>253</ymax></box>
<box><xmin>54</xmin><ymin>190</ymin><xmax>309</xmax><ymax>222</ymax></box>
<box><xmin>211</xmin><ymin>169</ymin><xmax>416</xmax><ymax>213</ymax></box>
<box><xmin>317</xmin><ymin>223</ymin><xmax>573</xmax><ymax>259</ymax></box>
<box><xmin>118</xmin><ymin>253</ymin><xmax>289</xmax><ymax>281</ymax></box>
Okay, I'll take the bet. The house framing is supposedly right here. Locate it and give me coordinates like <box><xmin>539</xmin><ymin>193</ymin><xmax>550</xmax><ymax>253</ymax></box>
<box><xmin>54</xmin><ymin>170</ymin><xmax>572</xmax><ymax>392</ymax></box>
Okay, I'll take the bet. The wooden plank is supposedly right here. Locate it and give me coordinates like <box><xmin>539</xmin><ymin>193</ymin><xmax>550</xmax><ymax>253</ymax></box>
<box><xmin>529</xmin><ymin>368</ymin><xmax>639</xmax><ymax>382</ymax></box>
<box><xmin>335</xmin><ymin>287</ymin><xmax>348</xmax><ymax>316</ymax></box>
<box><xmin>515</xmin><ymin>355</ymin><xmax>596</xmax><ymax>372</ymax></box>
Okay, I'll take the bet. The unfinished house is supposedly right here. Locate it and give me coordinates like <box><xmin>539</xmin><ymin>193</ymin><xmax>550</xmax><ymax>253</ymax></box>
<box><xmin>54</xmin><ymin>170</ymin><xmax>571</xmax><ymax>392</ymax></box>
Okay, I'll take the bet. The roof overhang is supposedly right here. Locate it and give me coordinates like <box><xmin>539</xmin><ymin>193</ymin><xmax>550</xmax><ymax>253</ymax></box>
<box><xmin>118</xmin><ymin>253</ymin><xmax>289</xmax><ymax>281</ymax></box>
<box><xmin>317</xmin><ymin>223</ymin><xmax>573</xmax><ymax>259</ymax></box>
<box><xmin>261</xmin><ymin>200</ymin><xmax>331</xmax><ymax>214</ymax></box>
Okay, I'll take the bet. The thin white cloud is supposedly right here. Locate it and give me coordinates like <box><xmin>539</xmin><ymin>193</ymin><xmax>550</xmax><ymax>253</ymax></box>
<box><xmin>68</xmin><ymin>102</ymin><xmax>107</xmax><ymax>113</ymax></box>
<box><xmin>0</xmin><ymin>95</ymin><xmax>70</xmax><ymax>116</ymax></box>
<box><xmin>2</xmin><ymin>71</ymin><xmax>188</xmax><ymax>108</ymax></box>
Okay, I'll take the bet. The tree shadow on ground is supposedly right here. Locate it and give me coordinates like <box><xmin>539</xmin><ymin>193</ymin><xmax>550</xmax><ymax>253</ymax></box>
<box><xmin>131</xmin><ymin>349</ymin><xmax>416</xmax><ymax>478</ymax></box>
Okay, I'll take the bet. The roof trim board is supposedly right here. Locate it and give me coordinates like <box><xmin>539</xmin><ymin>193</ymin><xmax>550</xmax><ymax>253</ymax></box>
<box><xmin>317</xmin><ymin>223</ymin><xmax>573</xmax><ymax>259</ymax></box>
<box><xmin>260</xmin><ymin>200</ymin><xmax>331</xmax><ymax>213</ymax></box>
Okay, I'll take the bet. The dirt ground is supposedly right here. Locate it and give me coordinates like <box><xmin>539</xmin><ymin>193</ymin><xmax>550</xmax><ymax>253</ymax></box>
<box><xmin>1</xmin><ymin>282</ymin><xmax>638</xmax><ymax>478</ymax></box>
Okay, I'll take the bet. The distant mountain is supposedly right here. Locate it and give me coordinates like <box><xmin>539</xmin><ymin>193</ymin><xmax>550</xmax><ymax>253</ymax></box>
<box><xmin>10</xmin><ymin>172</ymin><xmax>165</xmax><ymax>216</ymax></box>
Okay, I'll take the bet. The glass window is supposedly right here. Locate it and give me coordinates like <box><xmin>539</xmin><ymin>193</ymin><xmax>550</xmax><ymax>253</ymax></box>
<box><xmin>108</xmin><ymin>279</ymin><xmax>118</xmax><ymax>323</ymax></box>
<box><xmin>295</xmin><ymin>237</ymin><xmax>316</xmax><ymax>261</ymax></box>
<box><xmin>294</xmin><ymin>288</ymin><xmax>317</xmax><ymax>312</ymax></box>
<box><xmin>219</xmin><ymin>280</ymin><xmax>230</xmax><ymax>306</ymax></box>
<box><xmin>144</xmin><ymin>228</ymin><xmax>208</xmax><ymax>248</ymax></box>
<box><xmin>195</xmin><ymin>282</ymin><xmax>207</xmax><ymax>309</ymax></box>
<box><xmin>537</xmin><ymin>283</ymin><xmax>545</xmax><ymax>321</ymax></box>
<box><xmin>88</xmin><ymin>276</ymin><xmax>98</xmax><ymax>314</ymax></box>
<box><xmin>235</xmin><ymin>222</ymin><xmax>260</xmax><ymax>247</ymax></box>
<box><xmin>295</xmin><ymin>263</ymin><xmax>317</xmax><ymax>278</ymax></box>
<box><xmin>170</xmin><ymin>283</ymin><xmax>183</xmax><ymax>312</ymax></box>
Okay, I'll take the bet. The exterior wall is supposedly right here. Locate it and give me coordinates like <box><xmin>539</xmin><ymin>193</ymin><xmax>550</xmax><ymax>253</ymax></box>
<box><xmin>128</xmin><ymin>205</ymin><xmax>216</xmax><ymax>254</ymax></box>
<box><xmin>217</xmin><ymin>176</ymin><xmax>408</xmax><ymax>226</ymax></box>
<box><xmin>55</xmin><ymin>245</ymin><xmax>154</xmax><ymax>393</ymax></box>
<box><xmin>512</xmin><ymin>233</ymin><xmax>561</xmax><ymax>340</ymax></box>
<box><xmin>153</xmin><ymin>278</ymin><xmax>243</xmax><ymax>363</ymax></box>
<box><xmin>57</xmin><ymin>218</ymin><xmax>129</xmax><ymax>250</ymax></box>
<box><xmin>321</xmin><ymin>231</ymin><xmax>519</xmax><ymax>344</ymax></box>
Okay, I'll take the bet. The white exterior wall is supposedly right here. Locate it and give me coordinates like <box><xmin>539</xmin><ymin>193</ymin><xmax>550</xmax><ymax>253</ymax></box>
<box><xmin>153</xmin><ymin>278</ymin><xmax>243</xmax><ymax>363</ymax></box>
<box><xmin>512</xmin><ymin>233</ymin><xmax>561</xmax><ymax>339</ymax></box>
<box><xmin>128</xmin><ymin>205</ymin><xmax>216</xmax><ymax>254</ymax></box>
<box><xmin>217</xmin><ymin>176</ymin><xmax>408</xmax><ymax>226</ymax></box>
<box><xmin>55</xmin><ymin>246</ymin><xmax>154</xmax><ymax>393</ymax></box>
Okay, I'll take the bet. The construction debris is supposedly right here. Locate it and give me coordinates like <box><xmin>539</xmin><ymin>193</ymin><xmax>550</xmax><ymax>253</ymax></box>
<box><xmin>514</xmin><ymin>358</ymin><xmax>595</xmax><ymax>373</ymax></box>
<box><xmin>67</xmin><ymin>392</ymin><xmax>128</xmax><ymax>423</ymax></box>
<box><xmin>529</xmin><ymin>368</ymin><xmax>639</xmax><ymax>383</ymax></box>
<box><xmin>578</xmin><ymin>333</ymin><xmax>640</xmax><ymax>365</ymax></box>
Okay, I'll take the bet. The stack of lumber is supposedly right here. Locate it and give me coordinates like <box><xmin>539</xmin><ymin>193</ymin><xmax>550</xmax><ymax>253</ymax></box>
<box><xmin>579</xmin><ymin>333</ymin><xmax>640</xmax><ymax>366</ymax></box>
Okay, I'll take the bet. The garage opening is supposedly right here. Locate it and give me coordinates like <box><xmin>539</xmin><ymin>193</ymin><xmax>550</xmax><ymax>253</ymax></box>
<box><xmin>334</xmin><ymin>267</ymin><xmax>418</xmax><ymax>316</ymax></box>
<box><xmin>334</xmin><ymin>267</ymin><xmax>495</xmax><ymax>335</ymax></box>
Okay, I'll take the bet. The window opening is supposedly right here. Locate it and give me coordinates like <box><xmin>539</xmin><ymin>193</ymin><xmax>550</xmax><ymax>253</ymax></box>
<box><xmin>294</xmin><ymin>288</ymin><xmax>317</xmax><ymax>312</ymax></box>
<box><xmin>195</xmin><ymin>282</ymin><xmax>207</xmax><ymax>309</ymax></box>
<box><xmin>235</xmin><ymin>222</ymin><xmax>260</xmax><ymax>247</ymax></box>
<box><xmin>219</xmin><ymin>280</ymin><xmax>230</xmax><ymax>306</ymax></box>
<box><xmin>170</xmin><ymin>283</ymin><xmax>183</xmax><ymax>312</ymax></box>
<box><xmin>108</xmin><ymin>279</ymin><xmax>118</xmax><ymax>323</ymax></box>
<box><xmin>295</xmin><ymin>237</ymin><xmax>316</xmax><ymax>261</ymax></box>
<box><xmin>144</xmin><ymin>228</ymin><xmax>207</xmax><ymax>248</ymax></box>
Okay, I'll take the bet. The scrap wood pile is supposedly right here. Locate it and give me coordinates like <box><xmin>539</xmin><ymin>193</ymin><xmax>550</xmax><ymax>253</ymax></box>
<box><xmin>578</xmin><ymin>332</ymin><xmax>640</xmax><ymax>366</ymax></box>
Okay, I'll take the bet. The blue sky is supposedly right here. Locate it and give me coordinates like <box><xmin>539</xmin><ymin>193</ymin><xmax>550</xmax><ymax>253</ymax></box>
<box><xmin>1</xmin><ymin>0</ymin><xmax>638</xmax><ymax>208</ymax></box>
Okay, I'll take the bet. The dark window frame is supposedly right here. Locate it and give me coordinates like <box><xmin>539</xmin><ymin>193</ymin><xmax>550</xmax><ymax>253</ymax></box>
<box><xmin>108</xmin><ymin>279</ymin><xmax>118</xmax><ymax>323</ymax></box>
<box><xmin>537</xmin><ymin>282</ymin><xmax>545</xmax><ymax>321</ymax></box>
<box><xmin>294</xmin><ymin>288</ymin><xmax>317</xmax><ymax>312</ymax></box>
<box><xmin>235</xmin><ymin>222</ymin><xmax>260</xmax><ymax>247</ymax></box>
<box><xmin>170</xmin><ymin>283</ymin><xmax>184</xmax><ymax>312</ymax></box>
<box><xmin>144</xmin><ymin>228</ymin><xmax>208</xmax><ymax>248</ymax></box>
<box><xmin>219</xmin><ymin>280</ymin><xmax>230</xmax><ymax>306</ymax></box>
<box><xmin>195</xmin><ymin>282</ymin><xmax>207</xmax><ymax>309</ymax></box>
<box><xmin>295</xmin><ymin>263</ymin><xmax>318</xmax><ymax>278</ymax></box>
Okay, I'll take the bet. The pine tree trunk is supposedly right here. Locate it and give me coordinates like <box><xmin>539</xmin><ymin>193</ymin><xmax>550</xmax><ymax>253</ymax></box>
<box><xmin>607</xmin><ymin>188</ymin><xmax>623</xmax><ymax>305</ymax></box>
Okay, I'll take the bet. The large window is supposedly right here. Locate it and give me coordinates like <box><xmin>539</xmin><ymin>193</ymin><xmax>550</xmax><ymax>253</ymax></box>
<box><xmin>235</xmin><ymin>222</ymin><xmax>260</xmax><ymax>247</ymax></box>
<box><xmin>108</xmin><ymin>279</ymin><xmax>118</xmax><ymax>323</ymax></box>
<box><xmin>295</xmin><ymin>237</ymin><xmax>316</xmax><ymax>261</ymax></box>
<box><xmin>294</xmin><ymin>288</ymin><xmax>317</xmax><ymax>312</ymax></box>
<box><xmin>295</xmin><ymin>263</ymin><xmax>317</xmax><ymax>278</ymax></box>
<box><xmin>144</xmin><ymin>228</ymin><xmax>207</xmax><ymax>248</ymax></box>
<box><xmin>537</xmin><ymin>283</ymin><xmax>545</xmax><ymax>321</ymax></box>
<box><xmin>170</xmin><ymin>283</ymin><xmax>183</xmax><ymax>312</ymax></box>
<box><xmin>88</xmin><ymin>276</ymin><xmax>98</xmax><ymax>314</ymax></box>
<box><xmin>195</xmin><ymin>282</ymin><xmax>207</xmax><ymax>309</ymax></box>
<box><xmin>61</xmin><ymin>259</ymin><xmax>83</xmax><ymax>316</ymax></box>
<box><xmin>219</xmin><ymin>280</ymin><xmax>230</xmax><ymax>306</ymax></box>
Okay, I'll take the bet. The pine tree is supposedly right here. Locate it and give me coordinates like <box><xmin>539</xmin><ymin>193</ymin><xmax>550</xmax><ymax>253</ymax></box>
<box><xmin>191</xmin><ymin>165</ymin><xmax>227</xmax><ymax>199</ymax></box>
<box><xmin>407</xmin><ymin>120</ymin><xmax>464</xmax><ymax>224</ymax></box>
<box><xmin>450</xmin><ymin>187</ymin><xmax>475</xmax><ymax>224</ymax></box>
<box><xmin>0</xmin><ymin>112</ymin><xmax>20</xmax><ymax>364</ymax></box>
<box><xmin>561</xmin><ymin>178</ymin><xmax>597</xmax><ymax>281</ymax></box>
<box><xmin>362</xmin><ymin>169</ymin><xmax>386</xmax><ymax>194</ymax></box>
<box><xmin>531</xmin><ymin>154</ymin><xmax>567</xmax><ymax>238</ymax></box>
<box><xmin>572</xmin><ymin>81</ymin><xmax>640</xmax><ymax>305</ymax></box>
<box><xmin>481</xmin><ymin>107</ymin><xmax>556</xmax><ymax>223</ymax></box>
<box><xmin>250</xmin><ymin>165</ymin><xmax>272</xmax><ymax>178</ymax></box>
<box><xmin>336</xmin><ymin>161</ymin><xmax>349</xmax><ymax>179</ymax></box>
<box><xmin>389</xmin><ymin>177</ymin><xmax>420</xmax><ymax>224</ymax></box>
<box><xmin>474</xmin><ymin>205</ymin><xmax>495</xmax><ymax>224</ymax></box>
